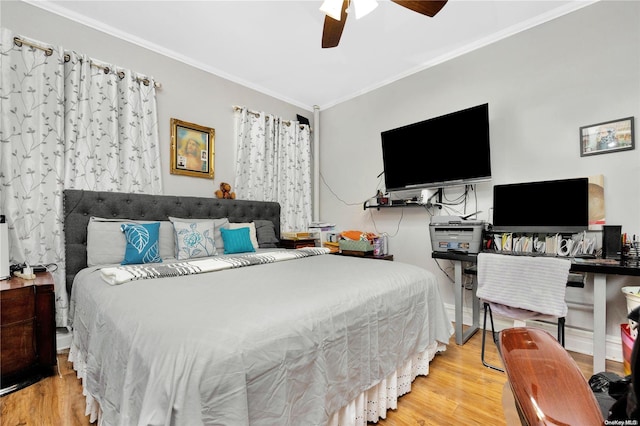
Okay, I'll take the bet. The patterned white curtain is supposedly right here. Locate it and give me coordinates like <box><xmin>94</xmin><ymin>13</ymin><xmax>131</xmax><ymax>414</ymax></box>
<box><xmin>63</xmin><ymin>51</ymin><xmax>162</xmax><ymax>193</ymax></box>
<box><xmin>234</xmin><ymin>107</ymin><xmax>312</xmax><ymax>232</ymax></box>
<box><xmin>0</xmin><ymin>29</ymin><xmax>162</xmax><ymax>327</ymax></box>
<box><xmin>0</xmin><ymin>30</ymin><xmax>68</xmax><ymax>326</ymax></box>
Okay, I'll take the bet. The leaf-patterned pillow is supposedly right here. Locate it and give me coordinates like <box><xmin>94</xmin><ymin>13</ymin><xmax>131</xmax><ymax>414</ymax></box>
<box><xmin>172</xmin><ymin>220</ymin><xmax>217</xmax><ymax>260</ymax></box>
<box><xmin>120</xmin><ymin>222</ymin><xmax>162</xmax><ymax>265</ymax></box>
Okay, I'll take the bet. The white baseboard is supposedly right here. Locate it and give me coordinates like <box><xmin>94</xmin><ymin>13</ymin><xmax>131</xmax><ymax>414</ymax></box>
<box><xmin>444</xmin><ymin>303</ymin><xmax>623</xmax><ymax>364</ymax></box>
<box><xmin>56</xmin><ymin>328</ymin><xmax>72</xmax><ymax>352</ymax></box>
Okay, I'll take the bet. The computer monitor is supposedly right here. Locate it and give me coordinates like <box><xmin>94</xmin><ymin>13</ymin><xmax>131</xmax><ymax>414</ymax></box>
<box><xmin>492</xmin><ymin>178</ymin><xmax>589</xmax><ymax>233</ymax></box>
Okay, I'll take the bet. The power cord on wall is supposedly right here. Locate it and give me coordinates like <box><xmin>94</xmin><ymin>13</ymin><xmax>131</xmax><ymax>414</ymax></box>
<box><xmin>320</xmin><ymin>171</ymin><xmax>378</xmax><ymax>207</ymax></box>
<box><xmin>320</xmin><ymin>172</ymin><xmax>482</xmax><ymax>243</ymax></box>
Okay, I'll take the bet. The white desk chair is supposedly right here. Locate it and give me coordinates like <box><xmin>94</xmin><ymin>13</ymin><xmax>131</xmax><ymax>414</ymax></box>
<box><xmin>477</xmin><ymin>252</ymin><xmax>572</xmax><ymax>372</ymax></box>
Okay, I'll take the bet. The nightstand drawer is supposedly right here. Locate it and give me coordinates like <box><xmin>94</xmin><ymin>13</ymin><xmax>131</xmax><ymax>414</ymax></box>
<box><xmin>1</xmin><ymin>319</ymin><xmax>37</xmax><ymax>376</ymax></box>
<box><xmin>1</xmin><ymin>272</ymin><xmax>56</xmax><ymax>394</ymax></box>
<box><xmin>0</xmin><ymin>286</ymin><xmax>35</xmax><ymax>324</ymax></box>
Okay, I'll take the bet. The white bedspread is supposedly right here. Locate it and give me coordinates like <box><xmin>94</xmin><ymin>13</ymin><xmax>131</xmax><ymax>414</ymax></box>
<box><xmin>69</xmin><ymin>253</ymin><xmax>453</xmax><ymax>425</ymax></box>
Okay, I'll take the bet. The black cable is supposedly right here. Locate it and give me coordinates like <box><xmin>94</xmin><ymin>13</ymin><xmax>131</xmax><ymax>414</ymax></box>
<box><xmin>368</xmin><ymin>206</ymin><xmax>404</xmax><ymax>237</ymax></box>
<box><xmin>433</xmin><ymin>258</ymin><xmax>454</xmax><ymax>283</ymax></box>
<box><xmin>9</xmin><ymin>262</ymin><xmax>58</xmax><ymax>274</ymax></box>
<box><xmin>320</xmin><ymin>172</ymin><xmax>379</xmax><ymax>207</ymax></box>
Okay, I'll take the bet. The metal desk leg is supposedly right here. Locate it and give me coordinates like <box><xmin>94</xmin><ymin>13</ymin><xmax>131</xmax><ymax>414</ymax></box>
<box><xmin>471</xmin><ymin>274</ymin><xmax>480</xmax><ymax>335</ymax></box>
<box><xmin>454</xmin><ymin>261</ymin><xmax>463</xmax><ymax>345</ymax></box>
<box><xmin>592</xmin><ymin>273</ymin><xmax>607</xmax><ymax>373</ymax></box>
<box><xmin>454</xmin><ymin>260</ymin><xmax>480</xmax><ymax>345</ymax></box>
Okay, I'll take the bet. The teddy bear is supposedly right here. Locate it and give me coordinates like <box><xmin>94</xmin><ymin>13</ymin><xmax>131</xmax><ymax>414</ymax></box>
<box><xmin>215</xmin><ymin>182</ymin><xmax>236</xmax><ymax>199</ymax></box>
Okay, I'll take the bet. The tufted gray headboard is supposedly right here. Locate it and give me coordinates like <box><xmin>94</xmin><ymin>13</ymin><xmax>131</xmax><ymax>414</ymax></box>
<box><xmin>63</xmin><ymin>189</ymin><xmax>281</xmax><ymax>294</ymax></box>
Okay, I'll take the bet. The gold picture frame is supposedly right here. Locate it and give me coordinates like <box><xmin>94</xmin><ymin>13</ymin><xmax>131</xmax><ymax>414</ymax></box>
<box><xmin>170</xmin><ymin>118</ymin><xmax>215</xmax><ymax>179</ymax></box>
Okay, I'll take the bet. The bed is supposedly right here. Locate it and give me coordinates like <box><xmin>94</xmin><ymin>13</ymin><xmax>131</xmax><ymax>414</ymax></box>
<box><xmin>64</xmin><ymin>189</ymin><xmax>453</xmax><ymax>425</ymax></box>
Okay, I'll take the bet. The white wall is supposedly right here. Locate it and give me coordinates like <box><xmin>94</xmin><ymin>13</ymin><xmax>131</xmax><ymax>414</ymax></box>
<box><xmin>1</xmin><ymin>1</ymin><xmax>313</xmax><ymax>198</ymax></box>
<box><xmin>4</xmin><ymin>0</ymin><xmax>640</xmax><ymax>358</ymax></box>
<box><xmin>318</xmin><ymin>1</ymin><xmax>640</xmax><ymax>355</ymax></box>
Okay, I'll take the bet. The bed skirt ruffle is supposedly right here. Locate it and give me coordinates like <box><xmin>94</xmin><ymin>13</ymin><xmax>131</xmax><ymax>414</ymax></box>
<box><xmin>68</xmin><ymin>343</ymin><xmax>102</xmax><ymax>424</ymax></box>
<box><xmin>328</xmin><ymin>341</ymin><xmax>446</xmax><ymax>425</ymax></box>
<box><xmin>70</xmin><ymin>340</ymin><xmax>446</xmax><ymax>425</ymax></box>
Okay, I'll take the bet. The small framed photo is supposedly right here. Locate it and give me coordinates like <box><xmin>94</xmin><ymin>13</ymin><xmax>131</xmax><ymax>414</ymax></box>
<box><xmin>580</xmin><ymin>116</ymin><xmax>634</xmax><ymax>157</ymax></box>
<box><xmin>170</xmin><ymin>118</ymin><xmax>215</xmax><ymax>179</ymax></box>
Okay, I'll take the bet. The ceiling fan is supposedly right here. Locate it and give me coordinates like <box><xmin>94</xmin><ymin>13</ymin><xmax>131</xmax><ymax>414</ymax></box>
<box><xmin>321</xmin><ymin>0</ymin><xmax>448</xmax><ymax>48</ymax></box>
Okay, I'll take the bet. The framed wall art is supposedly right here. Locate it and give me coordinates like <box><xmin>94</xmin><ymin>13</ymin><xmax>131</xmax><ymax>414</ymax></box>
<box><xmin>580</xmin><ymin>116</ymin><xmax>634</xmax><ymax>157</ymax></box>
<box><xmin>170</xmin><ymin>118</ymin><xmax>215</xmax><ymax>179</ymax></box>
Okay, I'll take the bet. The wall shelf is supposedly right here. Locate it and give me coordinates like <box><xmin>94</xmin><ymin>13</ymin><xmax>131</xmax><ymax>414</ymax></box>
<box><xmin>363</xmin><ymin>201</ymin><xmax>425</xmax><ymax>210</ymax></box>
<box><xmin>363</xmin><ymin>189</ymin><xmax>443</xmax><ymax>210</ymax></box>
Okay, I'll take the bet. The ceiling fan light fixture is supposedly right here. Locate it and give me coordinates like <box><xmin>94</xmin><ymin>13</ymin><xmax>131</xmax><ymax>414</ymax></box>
<box><xmin>353</xmin><ymin>0</ymin><xmax>379</xmax><ymax>19</ymax></box>
<box><xmin>320</xmin><ymin>0</ymin><xmax>344</xmax><ymax>21</ymax></box>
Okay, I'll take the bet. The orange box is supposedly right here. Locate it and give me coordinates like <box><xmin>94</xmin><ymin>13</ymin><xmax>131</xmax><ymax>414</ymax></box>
<box><xmin>621</xmin><ymin>323</ymin><xmax>636</xmax><ymax>376</ymax></box>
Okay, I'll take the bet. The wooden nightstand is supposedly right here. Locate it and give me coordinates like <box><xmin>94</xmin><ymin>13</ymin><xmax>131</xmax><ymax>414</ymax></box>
<box><xmin>279</xmin><ymin>238</ymin><xmax>318</xmax><ymax>249</ymax></box>
<box><xmin>1</xmin><ymin>272</ymin><xmax>57</xmax><ymax>396</ymax></box>
<box><xmin>336</xmin><ymin>251</ymin><xmax>394</xmax><ymax>261</ymax></box>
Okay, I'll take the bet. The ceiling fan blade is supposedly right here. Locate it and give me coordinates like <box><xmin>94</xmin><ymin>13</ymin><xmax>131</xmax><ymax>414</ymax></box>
<box><xmin>391</xmin><ymin>0</ymin><xmax>448</xmax><ymax>17</ymax></box>
<box><xmin>322</xmin><ymin>0</ymin><xmax>348</xmax><ymax>48</ymax></box>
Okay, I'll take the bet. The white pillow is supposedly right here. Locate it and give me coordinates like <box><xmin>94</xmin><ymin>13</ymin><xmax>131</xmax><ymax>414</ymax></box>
<box><xmin>227</xmin><ymin>222</ymin><xmax>259</xmax><ymax>250</ymax></box>
<box><xmin>86</xmin><ymin>217</ymin><xmax>175</xmax><ymax>267</ymax></box>
<box><xmin>168</xmin><ymin>217</ymin><xmax>229</xmax><ymax>250</ymax></box>
<box><xmin>171</xmin><ymin>220</ymin><xmax>217</xmax><ymax>260</ymax></box>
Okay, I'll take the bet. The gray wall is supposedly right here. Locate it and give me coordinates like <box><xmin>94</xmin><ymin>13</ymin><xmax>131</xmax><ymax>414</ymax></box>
<box><xmin>318</xmin><ymin>1</ymin><xmax>640</xmax><ymax>354</ymax></box>
<box><xmin>1</xmin><ymin>1</ymin><xmax>313</xmax><ymax>198</ymax></box>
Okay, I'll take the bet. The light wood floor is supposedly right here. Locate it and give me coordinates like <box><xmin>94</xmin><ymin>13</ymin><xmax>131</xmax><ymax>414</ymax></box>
<box><xmin>0</xmin><ymin>327</ymin><xmax>624</xmax><ymax>426</ymax></box>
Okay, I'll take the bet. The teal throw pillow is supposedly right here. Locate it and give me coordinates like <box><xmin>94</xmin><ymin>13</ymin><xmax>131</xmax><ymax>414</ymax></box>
<box><xmin>121</xmin><ymin>222</ymin><xmax>162</xmax><ymax>265</ymax></box>
<box><xmin>220</xmin><ymin>227</ymin><xmax>256</xmax><ymax>254</ymax></box>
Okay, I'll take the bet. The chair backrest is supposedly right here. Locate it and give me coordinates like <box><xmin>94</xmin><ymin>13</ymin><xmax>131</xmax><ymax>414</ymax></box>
<box><xmin>476</xmin><ymin>253</ymin><xmax>571</xmax><ymax>318</ymax></box>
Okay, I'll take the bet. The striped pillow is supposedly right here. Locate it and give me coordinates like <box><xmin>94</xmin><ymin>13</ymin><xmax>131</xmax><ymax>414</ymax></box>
<box><xmin>220</xmin><ymin>227</ymin><xmax>256</xmax><ymax>254</ymax></box>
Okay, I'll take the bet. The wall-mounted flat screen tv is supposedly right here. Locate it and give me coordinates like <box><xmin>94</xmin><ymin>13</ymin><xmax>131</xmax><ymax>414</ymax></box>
<box><xmin>380</xmin><ymin>103</ymin><xmax>491</xmax><ymax>192</ymax></box>
<box><xmin>492</xmin><ymin>177</ymin><xmax>589</xmax><ymax>233</ymax></box>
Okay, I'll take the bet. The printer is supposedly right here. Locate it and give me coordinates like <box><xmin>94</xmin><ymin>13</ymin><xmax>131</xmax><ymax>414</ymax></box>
<box><xmin>429</xmin><ymin>215</ymin><xmax>485</xmax><ymax>253</ymax></box>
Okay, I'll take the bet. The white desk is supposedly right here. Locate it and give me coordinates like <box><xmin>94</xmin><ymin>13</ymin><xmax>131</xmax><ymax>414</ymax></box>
<box><xmin>433</xmin><ymin>251</ymin><xmax>640</xmax><ymax>373</ymax></box>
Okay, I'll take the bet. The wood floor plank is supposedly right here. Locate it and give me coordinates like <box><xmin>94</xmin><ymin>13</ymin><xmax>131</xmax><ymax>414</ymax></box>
<box><xmin>0</xmin><ymin>328</ymin><xmax>624</xmax><ymax>425</ymax></box>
